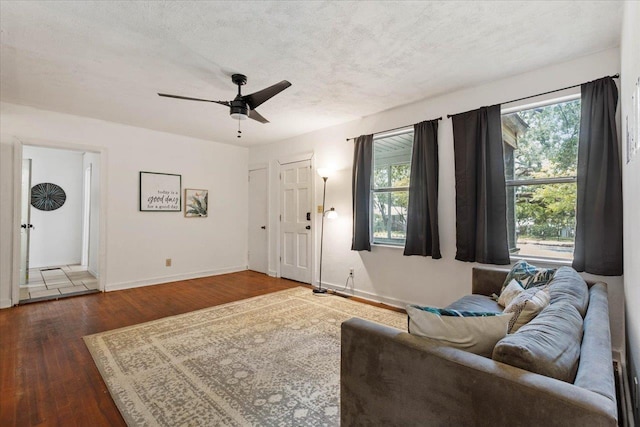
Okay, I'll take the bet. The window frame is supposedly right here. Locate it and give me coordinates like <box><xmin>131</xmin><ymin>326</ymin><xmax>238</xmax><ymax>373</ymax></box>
<box><xmin>502</xmin><ymin>93</ymin><xmax>580</xmax><ymax>261</ymax></box>
<box><xmin>370</xmin><ymin>127</ymin><xmax>414</xmax><ymax>247</ymax></box>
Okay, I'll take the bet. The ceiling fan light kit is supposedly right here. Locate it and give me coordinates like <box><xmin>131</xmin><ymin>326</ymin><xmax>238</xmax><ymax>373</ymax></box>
<box><xmin>158</xmin><ymin>73</ymin><xmax>291</xmax><ymax>138</ymax></box>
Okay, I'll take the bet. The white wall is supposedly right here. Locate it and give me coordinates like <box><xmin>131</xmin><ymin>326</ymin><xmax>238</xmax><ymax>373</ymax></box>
<box><xmin>250</xmin><ymin>48</ymin><xmax>626</xmax><ymax>351</ymax></box>
<box><xmin>0</xmin><ymin>103</ymin><xmax>248</xmax><ymax>306</ymax></box>
<box><xmin>621</xmin><ymin>0</ymin><xmax>640</xmax><ymax>416</ymax></box>
<box><xmin>22</xmin><ymin>146</ymin><xmax>84</xmax><ymax>268</ymax></box>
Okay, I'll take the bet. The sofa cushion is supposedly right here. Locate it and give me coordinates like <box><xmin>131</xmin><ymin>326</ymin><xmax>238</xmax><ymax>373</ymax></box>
<box><xmin>497</xmin><ymin>279</ymin><xmax>524</xmax><ymax>307</ymax></box>
<box><xmin>547</xmin><ymin>266</ymin><xmax>589</xmax><ymax>317</ymax></box>
<box><xmin>492</xmin><ymin>302</ymin><xmax>583</xmax><ymax>383</ymax></box>
<box><xmin>407</xmin><ymin>305</ymin><xmax>512</xmax><ymax>357</ymax></box>
<box><xmin>445</xmin><ymin>294</ymin><xmax>503</xmax><ymax>313</ymax></box>
<box><xmin>501</xmin><ymin>260</ymin><xmax>556</xmax><ymax>293</ymax></box>
<box><xmin>503</xmin><ymin>286</ymin><xmax>551</xmax><ymax>333</ymax></box>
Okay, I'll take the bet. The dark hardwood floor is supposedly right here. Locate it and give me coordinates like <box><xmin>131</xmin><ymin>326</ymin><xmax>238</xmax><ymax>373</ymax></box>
<box><xmin>0</xmin><ymin>270</ymin><xmax>299</xmax><ymax>427</ymax></box>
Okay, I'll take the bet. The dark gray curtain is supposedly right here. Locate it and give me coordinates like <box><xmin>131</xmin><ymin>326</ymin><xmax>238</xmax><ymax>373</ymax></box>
<box><xmin>573</xmin><ymin>77</ymin><xmax>623</xmax><ymax>275</ymax></box>
<box><xmin>451</xmin><ymin>105</ymin><xmax>510</xmax><ymax>264</ymax></box>
<box><xmin>403</xmin><ymin>120</ymin><xmax>441</xmax><ymax>258</ymax></box>
<box><xmin>351</xmin><ymin>134</ymin><xmax>373</xmax><ymax>251</ymax></box>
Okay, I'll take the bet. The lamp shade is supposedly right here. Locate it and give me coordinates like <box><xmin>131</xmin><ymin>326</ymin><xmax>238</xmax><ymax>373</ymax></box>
<box><xmin>326</xmin><ymin>207</ymin><xmax>338</xmax><ymax>219</ymax></box>
<box><xmin>317</xmin><ymin>168</ymin><xmax>334</xmax><ymax>179</ymax></box>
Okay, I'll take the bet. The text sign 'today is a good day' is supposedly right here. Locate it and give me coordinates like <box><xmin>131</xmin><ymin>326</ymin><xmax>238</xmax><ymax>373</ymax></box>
<box><xmin>140</xmin><ymin>172</ymin><xmax>181</xmax><ymax>211</ymax></box>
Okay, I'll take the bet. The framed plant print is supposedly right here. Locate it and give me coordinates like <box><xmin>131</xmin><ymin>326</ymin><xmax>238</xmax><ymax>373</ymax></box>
<box><xmin>184</xmin><ymin>189</ymin><xmax>208</xmax><ymax>217</ymax></box>
<box><xmin>139</xmin><ymin>171</ymin><xmax>181</xmax><ymax>212</ymax></box>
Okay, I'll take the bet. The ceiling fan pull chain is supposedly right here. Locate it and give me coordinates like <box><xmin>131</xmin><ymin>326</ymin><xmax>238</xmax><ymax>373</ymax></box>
<box><xmin>237</xmin><ymin>119</ymin><xmax>242</xmax><ymax>138</ymax></box>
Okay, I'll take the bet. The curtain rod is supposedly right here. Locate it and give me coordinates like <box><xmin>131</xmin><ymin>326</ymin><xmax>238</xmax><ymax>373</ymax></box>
<box><xmin>446</xmin><ymin>74</ymin><xmax>620</xmax><ymax>119</ymax></box>
<box><xmin>345</xmin><ymin>116</ymin><xmax>442</xmax><ymax>141</ymax></box>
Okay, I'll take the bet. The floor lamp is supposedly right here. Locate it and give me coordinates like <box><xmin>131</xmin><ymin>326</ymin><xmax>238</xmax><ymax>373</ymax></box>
<box><xmin>315</xmin><ymin>168</ymin><xmax>337</xmax><ymax>294</ymax></box>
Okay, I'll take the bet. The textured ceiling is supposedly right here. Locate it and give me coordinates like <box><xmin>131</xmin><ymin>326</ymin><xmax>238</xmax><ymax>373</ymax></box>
<box><xmin>0</xmin><ymin>1</ymin><xmax>623</xmax><ymax>146</ymax></box>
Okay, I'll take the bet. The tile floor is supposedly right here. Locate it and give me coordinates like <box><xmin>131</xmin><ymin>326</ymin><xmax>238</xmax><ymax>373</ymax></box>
<box><xmin>19</xmin><ymin>264</ymin><xmax>99</xmax><ymax>303</ymax></box>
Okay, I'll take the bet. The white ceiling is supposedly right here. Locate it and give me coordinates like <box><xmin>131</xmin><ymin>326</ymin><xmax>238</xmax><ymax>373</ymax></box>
<box><xmin>0</xmin><ymin>1</ymin><xmax>623</xmax><ymax>146</ymax></box>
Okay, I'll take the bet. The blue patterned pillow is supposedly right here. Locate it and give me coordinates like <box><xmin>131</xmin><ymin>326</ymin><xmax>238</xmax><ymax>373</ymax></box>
<box><xmin>408</xmin><ymin>306</ymin><xmax>502</xmax><ymax>318</ymax></box>
<box><xmin>501</xmin><ymin>260</ymin><xmax>556</xmax><ymax>293</ymax></box>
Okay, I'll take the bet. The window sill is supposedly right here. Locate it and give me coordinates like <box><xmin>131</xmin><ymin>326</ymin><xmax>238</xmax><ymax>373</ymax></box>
<box><xmin>372</xmin><ymin>243</ymin><xmax>405</xmax><ymax>250</ymax></box>
<box><xmin>509</xmin><ymin>255</ymin><xmax>573</xmax><ymax>268</ymax></box>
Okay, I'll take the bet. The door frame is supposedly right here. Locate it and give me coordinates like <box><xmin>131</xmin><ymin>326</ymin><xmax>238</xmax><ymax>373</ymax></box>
<box><xmin>11</xmin><ymin>137</ymin><xmax>108</xmax><ymax>305</ymax></box>
<box><xmin>276</xmin><ymin>152</ymin><xmax>316</xmax><ymax>283</ymax></box>
<box><xmin>248</xmin><ymin>163</ymin><xmax>269</xmax><ymax>274</ymax></box>
<box><xmin>19</xmin><ymin>158</ymin><xmax>32</xmax><ymax>286</ymax></box>
<box><xmin>81</xmin><ymin>163</ymin><xmax>92</xmax><ymax>267</ymax></box>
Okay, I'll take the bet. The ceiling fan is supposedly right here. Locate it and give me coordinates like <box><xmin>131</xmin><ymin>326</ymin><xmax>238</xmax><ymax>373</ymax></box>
<box><xmin>158</xmin><ymin>74</ymin><xmax>291</xmax><ymax>138</ymax></box>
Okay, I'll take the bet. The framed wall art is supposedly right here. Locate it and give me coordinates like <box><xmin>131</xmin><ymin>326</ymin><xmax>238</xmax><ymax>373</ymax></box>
<box><xmin>31</xmin><ymin>182</ymin><xmax>66</xmax><ymax>211</ymax></box>
<box><xmin>184</xmin><ymin>189</ymin><xmax>208</xmax><ymax>218</ymax></box>
<box><xmin>139</xmin><ymin>171</ymin><xmax>181</xmax><ymax>212</ymax></box>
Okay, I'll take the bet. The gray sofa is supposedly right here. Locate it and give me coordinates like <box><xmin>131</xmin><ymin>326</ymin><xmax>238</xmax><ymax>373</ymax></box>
<box><xmin>341</xmin><ymin>266</ymin><xmax>617</xmax><ymax>426</ymax></box>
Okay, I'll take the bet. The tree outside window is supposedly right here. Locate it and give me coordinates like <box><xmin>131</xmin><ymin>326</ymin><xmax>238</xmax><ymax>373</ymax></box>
<box><xmin>502</xmin><ymin>98</ymin><xmax>580</xmax><ymax>260</ymax></box>
<box><xmin>371</xmin><ymin>131</ymin><xmax>413</xmax><ymax>245</ymax></box>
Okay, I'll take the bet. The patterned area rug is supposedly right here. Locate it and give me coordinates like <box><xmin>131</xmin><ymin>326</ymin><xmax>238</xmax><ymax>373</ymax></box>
<box><xmin>84</xmin><ymin>287</ymin><xmax>406</xmax><ymax>426</ymax></box>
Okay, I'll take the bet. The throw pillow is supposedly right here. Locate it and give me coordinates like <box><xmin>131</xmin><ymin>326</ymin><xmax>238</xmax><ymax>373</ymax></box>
<box><xmin>547</xmin><ymin>266</ymin><xmax>590</xmax><ymax>318</ymax></box>
<box><xmin>493</xmin><ymin>302</ymin><xmax>583</xmax><ymax>383</ymax></box>
<box><xmin>501</xmin><ymin>260</ymin><xmax>556</xmax><ymax>293</ymax></box>
<box><xmin>406</xmin><ymin>305</ymin><xmax>513</xmax><ymax>357</ymax></box>
<box><xmin>498</xmin><ymin>279</ymin><xmax>524</xmax><ymax>307</ymax></box>
<box><xmin>503</xmin><ymin>286</ymin><xmax>551</xmax><ymax>333</ymax></box>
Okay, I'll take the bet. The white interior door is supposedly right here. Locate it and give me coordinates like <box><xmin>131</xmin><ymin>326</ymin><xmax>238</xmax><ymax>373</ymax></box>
<box><xmin>248</xmin><ymin>168</ymin><xmax>268</xmax><ymax>274</ymax></box>
<box><xmin>280</xmin><ymin>160</ymin><xmax>312</xmax><ymax>283</ymax></box>
<box><xmin>19</xmin><ymin>159</ymin><xmax>32</xmax><ymax>285</ymax></box>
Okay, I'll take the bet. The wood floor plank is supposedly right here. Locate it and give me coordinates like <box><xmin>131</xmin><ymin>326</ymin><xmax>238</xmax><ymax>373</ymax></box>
<box><xmin>0</xmin><ymin>271</ymin><xmax>298</xmax><ymax>427</ymax></box>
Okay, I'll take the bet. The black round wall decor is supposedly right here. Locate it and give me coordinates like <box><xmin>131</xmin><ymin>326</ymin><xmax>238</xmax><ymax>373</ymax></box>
<box><xmin>31</xmin><ymin>183</ymin><xmax>66</xmax><ymax>211</ymax></box>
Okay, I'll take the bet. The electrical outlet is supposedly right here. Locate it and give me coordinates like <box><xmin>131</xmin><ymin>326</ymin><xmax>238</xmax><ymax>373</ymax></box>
<box><xmin>166</xmin><ymin>258</ymin><xmax>172</xmax><ymax>267</ymax></box>
<box><xmin>317</xmin><ymin>205</ymin><xmax>323</xmax><ymax>213</ymax></box>
<box><xmin>349</xmin><ymin>268</ymin><xmax>354</xmax><ymax>277</ymax></box>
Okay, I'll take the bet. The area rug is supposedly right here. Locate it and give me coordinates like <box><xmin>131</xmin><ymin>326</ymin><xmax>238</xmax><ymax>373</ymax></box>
<box><xmin>84</xmin><ymin>287</ymin><xmax>406</xmax><ymax>426</ymax></box>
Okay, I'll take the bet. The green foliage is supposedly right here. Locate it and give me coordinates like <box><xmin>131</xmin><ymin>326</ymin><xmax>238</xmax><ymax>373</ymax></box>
<box><xmin>372</xmin><ymin>163</ymin><xmax>410</xmax><ymax>241</ymax></box>
<box><xmin>506</xmin><ymin>99</ymin><xmax>580</xmax><ymax>242</ymax></box>
<box><xmin>509</xmin><ymin>99</ymin><xmax>580</xmax><ymax>178</ymax></box>
<box><xmin>515</xmin><ymin>183</ymin><xmax>576</xmax><ymax>239</ymax></box>
<box><xmin>186</xmin><ymin>192</ymin><xmax>208</xmax><ymax>216</ymax></box>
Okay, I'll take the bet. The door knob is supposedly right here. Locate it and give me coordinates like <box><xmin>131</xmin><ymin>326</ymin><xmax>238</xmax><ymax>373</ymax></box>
<box><xmin>305</xmin><ymin>225</ymin><xmax>311</xmax><ymax>230</ymax></box>
<box><xmin>260</xmin><ymin>226</ymin><xmax>266</xmax><ymax>229</ymax></box>
<box><xmin>21</xmin><ymin>224</ymin><xmax>27</xmax><ymax>229</ymax></box>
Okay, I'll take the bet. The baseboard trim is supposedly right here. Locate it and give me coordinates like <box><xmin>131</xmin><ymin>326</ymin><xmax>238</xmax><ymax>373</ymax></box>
<box><xmin>268</xmin><ymin>270</ymin><xmax>278</xmax><ymax>278</ymax></box>
<box><xmin>105</xmin><ymin>266</ymin><xmax>247</xmax><ymax>292</ymax></box>
<box><xmin>321</xmin><ymin>281</ymin><xmax>408</xmax><ymax>309</ymax></box>
<box><xmin>0</xmin><ymin>298</ymin><xmax>13</xmax><ymax>309</ymax></box>
<box><xmin>616</xmin><ymin>360</ymin><xmax>637</xmax><ymax>427</ymax></box>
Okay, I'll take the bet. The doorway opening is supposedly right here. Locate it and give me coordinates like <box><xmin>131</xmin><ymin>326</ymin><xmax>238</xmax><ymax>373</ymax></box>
<box><xmin>248</xmin><ymin>167</ymin><xmax>268</xmax><ymax>275</ymax></box>
<box><xmin>18</xmin><ymin>145</ymin><xmax>101</xmax><ymax>304</ymax></box>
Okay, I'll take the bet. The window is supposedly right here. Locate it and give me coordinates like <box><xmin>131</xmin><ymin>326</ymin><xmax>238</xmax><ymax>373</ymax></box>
<box><xmin>371</xmin><ymin>129</ymin><xmax>413</xmax><ymax>245</ymax></box>
<box><xmin>502</xmin><ymin>97</ymin><xmax>580</xmax><ymax>260</ymax></box>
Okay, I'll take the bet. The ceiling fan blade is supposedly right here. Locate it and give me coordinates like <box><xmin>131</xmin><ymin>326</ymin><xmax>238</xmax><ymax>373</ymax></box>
<box><xmin>249</xmin><ymin>109</ymin><xmax>269</xmax><ymax>124</ymax></box>
<box><xmin>158</xmin><ymin>93</ymin><xmax>229</xmax><ymax>106</ymax></box>
<box><xmin>242</xmin><ymin>80</ymin><xmax>291</xmax><ymax>110</ymax></box>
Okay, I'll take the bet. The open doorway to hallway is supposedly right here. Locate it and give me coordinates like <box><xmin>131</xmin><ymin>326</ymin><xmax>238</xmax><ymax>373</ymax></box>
<box><xmin>20</xmin><ymin>264</ymin><xmax>98</xmax><ymax>303</ymax></box>
<box><xmin>19</xmin><ymin>145</ymin><xmax>101</xmax><ymax>304</ymax></box>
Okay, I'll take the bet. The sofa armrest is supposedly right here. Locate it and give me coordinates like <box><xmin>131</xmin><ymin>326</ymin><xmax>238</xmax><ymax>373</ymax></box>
<box><xmin>341</xmin><ymin>317</ymin><xmax>617</xmax><ymax>427</ymax></box>
<box><xmin>471</xmin><ymin>266</ymin><xmax>509</xmax><ymax>296</ymax></box>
